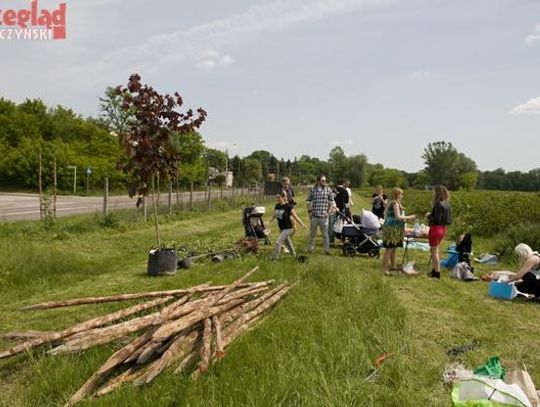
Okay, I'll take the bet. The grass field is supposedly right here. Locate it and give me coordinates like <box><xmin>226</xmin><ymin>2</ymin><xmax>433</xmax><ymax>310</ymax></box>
<box><xmin>1</xmin><ymin>191</ymin><xmax>539</xmax><ymax>406</ymax></box>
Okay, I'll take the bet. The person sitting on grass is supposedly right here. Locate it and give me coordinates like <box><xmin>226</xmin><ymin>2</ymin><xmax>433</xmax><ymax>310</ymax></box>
<box><xmin>269</xmin><ymin>190</ymin><xmax>306</xmax><ymax>260</ymax></box>
<box><xmin>381</xmin><ymin>188</ymin><xmax>416</xmax><ymax>275</ymax></box>
<box><xmin>508</xmin><ymin>243</ymin><xmax>540</xmax><ymax>297</ymax></box>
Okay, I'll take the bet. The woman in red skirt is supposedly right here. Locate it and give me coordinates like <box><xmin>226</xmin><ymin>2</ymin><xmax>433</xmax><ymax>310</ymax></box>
<box><xmin>427</xmin><ymin>185</ymin><xmax>452</xmax><ymax>279</ymax></box>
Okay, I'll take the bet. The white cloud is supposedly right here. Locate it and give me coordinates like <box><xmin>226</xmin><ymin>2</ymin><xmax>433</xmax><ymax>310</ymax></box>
<box><xmin>95</xmin><ymin>0</ymin><xmax>382</xmax><ymax>73</ymax></box>
<box><xmin>194</xmin><ymin>50</ymin><xmax>235</xmax><ymax>70</ymax></box>
<box><xmin>525</xmin><ymin>23</ymin><xmax>540</xmax><ymax>44</ymax></box>
<box><xmin>207</xmin><ymin>141</ymin><xmax>238</xmax><ymax>150</ymax></box>
<box><xmin>331</xmin><ymin>138</ymin><xmax>354</xmax><ymax>147</ymax></box>
<box><xmin>412</xmin><ymin>70</ymin><xmax>430</xmax><ymax>79</ymax></box>
<box><xmin>510</xmin><ymin>96</ymin><xmax>540</xmax><ymax>115</ymax></box>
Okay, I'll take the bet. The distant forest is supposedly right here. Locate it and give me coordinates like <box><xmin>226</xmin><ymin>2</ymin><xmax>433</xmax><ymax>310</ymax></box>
<box><xmin>0</xmin><ymin>97</ymin><xmax>538</xmax><ymax>193</ymax></box>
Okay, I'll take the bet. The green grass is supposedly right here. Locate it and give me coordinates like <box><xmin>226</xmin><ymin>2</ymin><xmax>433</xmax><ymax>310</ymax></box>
<box><xmin>0</xmin><ymin>192</ymin><xmax>539</xmax><ymax>406</ymax></box>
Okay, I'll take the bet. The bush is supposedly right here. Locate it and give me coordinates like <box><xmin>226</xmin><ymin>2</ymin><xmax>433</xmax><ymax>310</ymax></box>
<box><xmin>99</xmin><ymin>212</ymin><xmax>121</xmax><ymax>229</ymax></box>
<box><xmin>496</xmin><ymin>222</ymin><xmax>540</xmax><ymax>259</ymax></box>
<box><xmin>402</xmin><ymin>190</ymin><xmax>540</xmax><ymax>238</ymax></box>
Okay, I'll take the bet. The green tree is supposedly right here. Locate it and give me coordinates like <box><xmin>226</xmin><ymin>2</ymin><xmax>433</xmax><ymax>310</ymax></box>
<box><xmin>422</xmin><ymin>141</ymin><xmax>477</xmax><ymax>189</ymax></box>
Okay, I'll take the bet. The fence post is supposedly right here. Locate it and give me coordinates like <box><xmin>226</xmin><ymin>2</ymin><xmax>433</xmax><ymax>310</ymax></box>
<box><xmin>143</xmin><ymin>196</ymin><xmax>147</xmax><ymax>221</ymax></box>
<box><xmin>190</xmin><ymin>181</ymin><xmax>194</xmax><ymax>210</ymax></box>
<box><xmin>103</xmin><ymin>177</ymin><xmax>109</xmax><ymax>215</ymax></box>
<box><xmin>168</xmin><ymin>180</ymin><xmax>172</xmax><ymax>214</ymax></box>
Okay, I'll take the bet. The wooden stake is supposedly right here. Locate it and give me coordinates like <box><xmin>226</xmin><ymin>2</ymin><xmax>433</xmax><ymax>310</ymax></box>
<box><xmin>0</xmin><ymin>297</ymin><xmax>172</xmax><ymax>361</ymax></box>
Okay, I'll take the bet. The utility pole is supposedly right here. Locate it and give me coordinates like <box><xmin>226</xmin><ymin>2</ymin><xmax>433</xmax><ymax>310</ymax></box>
<box><xmin>67</xmin><ymin>165</ymin><xmax>77</xmax><ymax>194</ymax></box>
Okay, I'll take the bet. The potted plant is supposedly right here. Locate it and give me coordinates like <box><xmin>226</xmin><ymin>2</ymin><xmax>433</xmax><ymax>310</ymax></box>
<box><xmin>114</xmin><ymin>74</ymin><xmax>207</xmax><ymax>275</ymax></box>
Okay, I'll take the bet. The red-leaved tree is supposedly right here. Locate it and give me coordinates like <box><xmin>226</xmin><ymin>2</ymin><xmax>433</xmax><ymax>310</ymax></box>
<box><xmin>115</xmin><ymin>74</ymin><xmax>207</xmax><ymax>247</ymax></box>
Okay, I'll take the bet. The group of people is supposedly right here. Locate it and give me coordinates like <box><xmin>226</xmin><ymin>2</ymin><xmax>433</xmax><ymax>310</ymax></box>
<box><xmin>269</xmin><ymin>175</ymin><xmax>351</xmax><ymax>260</ymax></box>
<box><xmin>380</xmin><ymin>185</ymin><xmax>452</xmax><ymax>278</ymax></box>
<box><xmin>267</xmin><ymin>176</ymin><xmax>540</xmax><ymax>298</ymax></box>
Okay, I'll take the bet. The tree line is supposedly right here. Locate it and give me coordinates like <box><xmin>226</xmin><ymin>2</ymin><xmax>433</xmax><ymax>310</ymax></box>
<box><xmin>0</xmin><ymin>96</ymin><xmax>538</xmax><ymax>193</ymax></box>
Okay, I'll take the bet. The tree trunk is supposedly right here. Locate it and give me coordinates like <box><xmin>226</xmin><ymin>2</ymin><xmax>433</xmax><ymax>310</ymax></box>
<box><xmin>151</xmin><ymin>173</ymin><xmax>161</xmax><ymax>248</ymax></box>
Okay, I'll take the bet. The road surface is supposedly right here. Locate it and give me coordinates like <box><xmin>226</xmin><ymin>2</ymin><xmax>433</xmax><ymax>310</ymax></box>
<box><xmin>0</xmin><ymin>190</ymin><xmax>245</xmax><ymax>222</ymax></box>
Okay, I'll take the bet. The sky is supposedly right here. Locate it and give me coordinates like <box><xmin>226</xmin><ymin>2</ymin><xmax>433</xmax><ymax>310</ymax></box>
<box><xmin>1</xmin><ymin>0</ymin><xmax>539</xmax><ymax>172</ymax></box>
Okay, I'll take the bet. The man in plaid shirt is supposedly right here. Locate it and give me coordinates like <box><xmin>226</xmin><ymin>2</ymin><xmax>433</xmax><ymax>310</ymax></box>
<box><xmin>306</xmin><ymin>174</ymin><xmax>335</xmax><ymax>254</ymax></box>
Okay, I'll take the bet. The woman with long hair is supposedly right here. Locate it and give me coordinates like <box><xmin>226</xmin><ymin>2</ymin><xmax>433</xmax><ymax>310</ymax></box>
<box><xmin>508</xmin><ymin>243</ymin><xmax>540</xmax><ymax>296</ymax></box>
<box><xmin>269</xmin><ymin>190</ymin><xmax>306</xmax><ymax>260</ymax></box>
<box><xmin>427</xmin><ymin>185</ymin><xmax>452</xmax><ymax>279</ymax></box>
<box><xmin>382</xmin><ymin>188</ymin><xmax>416</xmax><ymax>275</ymax></box>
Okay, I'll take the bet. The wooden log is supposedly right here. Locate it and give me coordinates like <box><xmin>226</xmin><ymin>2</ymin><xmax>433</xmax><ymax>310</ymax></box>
<box><xmin>173</xmin><ymin>351</ymin><xmax>198</xmax><ymax>375</ymax></box>
<box><xmin>65</xmin><ymin>328</ymin><xmax>156</xmax><ymax>406</ymax></box>
<box><xmin>3</xmin><ymin>330</ymin><xmax>52</xmax><ymax>341</ymax></box>
<box><xmin>197</xmin><ymin>319</ymin><xmax>212</xmax><ymax>373</ymax></box>
<box><xmin>134</xmin><ymin>329</ymin><xmax>201</xmax><ymax>385</ymax></box>
<box><xmin>50</xmin><ymin>313</ymin><xmax>160</xmax><ymax>355</ymax></box>
<box><xmin>151</xmin><ymin>268</ymin><xmax>259</xmax><ymax>342</ymax></box>
<box><xmin>20</xmin><ymin>282</ymin><xmax>217</xmax><ymax>311</ymax></box>
<box><xmin>152</xmin><ymin>296</ymin><xmax>248</xmax><ymax>343</ymax></box>
<box><xmin>22</xmin><ymin>281</ymin><xmax>272</xmax><ymax>311</ymax></box>
<box><xmin>218</xmin><ymin>284</ymin><xmax>288</xmax><ymax>328</ymax></box>
<box><xmin>0</xmin><ymin>297</ymin><xmax>172</xmax><ymax>361</ymax></box>
<box><xmin>94</xmin><ymin>367</ymin><xmax>141</xmax><ymax>398</ymax></box>
<box><xmin>215</xmin><ymin>285</ymin><xmax>270</xmax><ymax>306</ymax></box>
<box><xmin>211</xmin><ymin>316</ymin><xmax>224</xmax><ymax>359</ymax></box>
<box><xmin>222</xmin><ymin>285</ymin><xmax>292</xmax><ymax>340</ymax></box>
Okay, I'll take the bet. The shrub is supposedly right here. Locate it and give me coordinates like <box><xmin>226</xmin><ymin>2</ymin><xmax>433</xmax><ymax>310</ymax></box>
<box><xmin>99</xmin><ymin>212</ymin><xmax>121</xmax><ymax>229</ymax></box>
<box><xmin>496</xmin><ymin>222</ymin><xmax>540</xmax><ymax>260</ymax></box>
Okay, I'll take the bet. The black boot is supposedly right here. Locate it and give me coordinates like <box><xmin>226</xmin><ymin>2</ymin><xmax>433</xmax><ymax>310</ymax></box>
<box><xmin>429</xmin><ymin>269</ymin><xmax>440</xmax><ymax>279</ymax></box>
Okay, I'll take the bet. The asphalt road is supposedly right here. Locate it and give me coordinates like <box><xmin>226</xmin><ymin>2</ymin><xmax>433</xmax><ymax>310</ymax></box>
<box><xmin>0</xmin><ymin>190</ymin><xmax>242</xmax><ymax>222</ymax></box>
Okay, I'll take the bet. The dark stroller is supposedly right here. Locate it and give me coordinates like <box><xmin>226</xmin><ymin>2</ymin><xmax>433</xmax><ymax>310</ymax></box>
<box><xmin>337</xmin><ymin>212</ymin><xmax>380</xmax><ymax>258</ymax></box>
<box><xmin>242</xmin><ymin>205</ymin><xmax>270</xmax><ymax>245</ymax></box>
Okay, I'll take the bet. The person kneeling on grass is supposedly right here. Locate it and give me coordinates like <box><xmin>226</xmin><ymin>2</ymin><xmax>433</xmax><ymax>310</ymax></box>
<box><xmin>507</xmin><ymin>243</ymin><xmax>540</xmax><ymax>297</ymax></box>
<box><xmin>269</xmin><ymin>190</ymin><xmax>306</xmax><ymax>260</ymax></box>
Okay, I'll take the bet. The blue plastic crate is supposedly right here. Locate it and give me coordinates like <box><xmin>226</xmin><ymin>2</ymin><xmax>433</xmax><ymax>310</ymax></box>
<box><xmin>488</xmin><ymin>281</ymin><xmax>517</xmax><ymax>300</ymax></box>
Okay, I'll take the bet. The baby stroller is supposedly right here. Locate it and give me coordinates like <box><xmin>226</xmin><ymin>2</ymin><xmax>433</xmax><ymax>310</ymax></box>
<box><xmin>242</xmin><ymin>205</ymin><xmax>270</xmax><ymax>245</ymax></box>
<box><xmin>338</xmin><ymin>211</ymin><xmax>380</xmax><ymax>258</ymax></box>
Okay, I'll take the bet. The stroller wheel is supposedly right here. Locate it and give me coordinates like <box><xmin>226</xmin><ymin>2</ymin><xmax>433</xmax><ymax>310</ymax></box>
<box><xmin>343</xmin><ymin>243</ymin><xmax>356</xmax><ymax>257</ymax></box>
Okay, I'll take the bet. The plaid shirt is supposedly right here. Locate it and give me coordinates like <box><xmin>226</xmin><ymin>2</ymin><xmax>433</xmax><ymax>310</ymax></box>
<box><xmin>306</xmin><ymin>186</ymin><xmax>334</xmax><ymax>217</ymax></box>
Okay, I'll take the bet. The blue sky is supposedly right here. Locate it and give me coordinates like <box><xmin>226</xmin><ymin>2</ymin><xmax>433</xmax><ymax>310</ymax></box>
<box><xmin>1</xmin><ymin>0</ymin><xmax>539</xmax><ymax>172</ymax></box>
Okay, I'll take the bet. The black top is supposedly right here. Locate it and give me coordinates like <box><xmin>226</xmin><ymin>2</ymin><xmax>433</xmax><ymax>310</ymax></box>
<box><xmin>372</xmin><ymin>193</ymin><xmax>387</xmax><ymax>218</ymax></box>
<box><xmin>334</xmin><ymin>186</ymin><xmax>349</xmax><ymax>212</ymax></box>
<box><xmin>283</xmin><ymin>185</ymin><xmax>296</xmax><ymax>206</ymax></box>
<box><xmin>428</xmin><ymin>201</ymin><xmax>452</xmax><ymax>226</ymax></box>
<box><xmin>274</xmin><ymin>203</ymin><xmax>293</xmax><ymax>230</ymax></box>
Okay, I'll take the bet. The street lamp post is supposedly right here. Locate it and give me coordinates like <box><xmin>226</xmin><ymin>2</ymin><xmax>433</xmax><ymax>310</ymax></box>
<box><xmin>67</xmin><ymin>165</ymin><xmax>77</xmax><ymax>194</ymax></box>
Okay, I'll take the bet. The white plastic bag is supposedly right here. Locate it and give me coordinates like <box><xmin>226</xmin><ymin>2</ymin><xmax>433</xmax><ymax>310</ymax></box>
<box><xmin>333</xmin><ymin>217</ymin><xmax>344</xmax><ymax>234</ymax></box>
<box><xmin>452</xmin><ymin>375</ymin><xmax>532</xmax><ymax>407</ymax></box>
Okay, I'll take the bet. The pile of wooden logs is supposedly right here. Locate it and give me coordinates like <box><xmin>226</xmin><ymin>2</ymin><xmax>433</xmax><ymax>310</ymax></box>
<box><xmin>0</xmin><ymin>267</ymin><xmax>293</xmax><ymax>406</ymax></box>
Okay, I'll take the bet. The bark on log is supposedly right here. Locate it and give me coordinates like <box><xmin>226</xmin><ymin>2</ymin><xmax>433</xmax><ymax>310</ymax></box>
<box><xmin>211</xmin><ymin>316</ymin><xmax>224</xmax><ymax>359</ymax></box>
<box><xmin>3</xmin><ymin>330</ymin><xmax>52</xmax><ymax>341</ymax></box>
<box><xmin>151</xmin><ymin>268</ymin><xmax>259</xmax><ymax>342</ymax></box>
<box><xmin>134</xmin><ymin>329</ymin><xmax>200</xmax><ymax>385</ymax></box>
<box><xmin>21</xmin><ymin>283</ymin><xmax>217</xmax><ymax>311</ymax></box>
<box><xmin>0</xmin><ymin>297</ymin><xmax>172</xmax><ymax>360</ymax></box>
<box><xmin>197</xmin><ymin>318</ymin><xmax>212</xmax><ymax>373</ymax></box>
<box><xmin>222</xmin><ymin>285</ymin><xmax>292</xmax><ymax>340</ymax></box>
<box><xmin>65</xmin><ymin>328</ymin><xmax>156</xmax><ymax>406</ymax></box>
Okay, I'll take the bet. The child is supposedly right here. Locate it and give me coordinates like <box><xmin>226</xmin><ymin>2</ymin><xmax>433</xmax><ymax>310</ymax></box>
<box><xmin>269</xmin><ymin>190</ymin><xmax>306</xmax><ymax>260</ymax></box>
